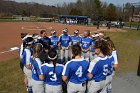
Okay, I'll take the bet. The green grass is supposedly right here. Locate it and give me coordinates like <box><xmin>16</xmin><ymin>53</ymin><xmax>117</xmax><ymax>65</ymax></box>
<box><xmin>0</xmin><ymin>58</ymin><xmax>26</xmax><ymax>93</ymax></box>
<box><xmin>0</xmin><ymin>30</ymin><xmax>140</xmax><ymax>92</ymax></box>
<box><xmin>106</xmin><ymin>30</ymin><xmax>140</xmax><ymax>73</ymax></box>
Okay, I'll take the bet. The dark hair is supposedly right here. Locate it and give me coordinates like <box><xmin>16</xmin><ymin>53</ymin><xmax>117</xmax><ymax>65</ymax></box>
<box><xmin>48</xmin><ymin>49</ymin><xmax>57</xmax><ymax>73</ymax></box>
<box><xmin>40</xmin><ymin>30</ymin><xmax>46</xmax><ymax>34</ymax></box>
<box><xmin>20</xmin><ymin>33</ymin><xmax>28</xmax><ymax>39</ymax></box>
<box><xmin>72</xmin><ymin>44</ymin><xmax>82</xmax><ymax>58</ymax></box>
<box><xmin>23</xmin><ymin>37</ymin><xmax>34</xmax><ymax>47</ymax></box>
<box><xmin>94</xmin><ymin>40</ymin><xmax>110</xmax><ymax>56</ymax></box>
<box><xmin>106</xmin><ymin>38</ymin><xmax>116</xmax><ymax>51</ymax></box>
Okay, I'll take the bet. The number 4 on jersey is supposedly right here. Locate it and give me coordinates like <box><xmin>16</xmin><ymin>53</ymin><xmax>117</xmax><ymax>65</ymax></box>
<box><xmin>76</xmin><ymin>66</ymin><xmax>83</xmax><ymax>77</ymax></box>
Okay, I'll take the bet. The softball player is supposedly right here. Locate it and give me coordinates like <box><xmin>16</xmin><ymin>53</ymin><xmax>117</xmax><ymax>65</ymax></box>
<box><xmin>59</xmin><ymin>28</ymin><xmax>71</xmax><ymax>64</ymax></box>
<box><xmin>89</xmin><ymin>34</ymin><xmax>96</xmax><ymax>61</ymax></box>
<box><xmin>62</xmin><ymin>44</ymin><xmax>89</xmax><ymax>93</ymax></box>
<box><xmin>41</xmin><ymin>49</ymin><xmax>64</xmax><ymax>93</ymax></box>
<box><xmin>81</xmin><ymin>30</ymin><xmax>92</xmax><ymax>61</ymax></box>
<box><xmin>70</xmin><ymin>29</ymin><xmax>82</xmax><ymax>58</ymax></box>
<box><xmin>19</xmin><ymin>33</ymin><xmax>28</xmax><ymax>71</ymax></box>
<box><xmin>103</xmin><ymin>38</ymin><xmax>118</xmax><ymax>93</ymax></box>
<box><xmin>31</xmin><ymin>43</ymin><xmax>44</xmax><ymax>93</ymax></box>
<box><xmin>22</xmin><ymin>37</ymin><xmax>34</xmax><ymax>93</ymax></box>
<box><xmin>87</xmin><ymin>40</ymin><xmax>110</xmax><ymax>93</ymax></box>
<box><xmin>71</xmin><ymin>29</ymin><xmax>81</xmax><ymax>46</ymax></box>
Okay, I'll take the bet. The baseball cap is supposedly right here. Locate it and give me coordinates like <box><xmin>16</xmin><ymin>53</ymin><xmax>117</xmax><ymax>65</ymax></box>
<box><xmin>94</xmin><ymin>33</ymin><xmax>99</xmax><ymax>37</ymax></box>
<box><xmin>92</xmin><ymin>34</ymin><xmax>96</xmax><ymax>38</ymax></box>
<box><xmin>99</xmin><ymin>33</ymin><xmax>104</xmax><ymax>36</ymax></box>
<box><xmin>51</xmin><ymin>30</ymin><xmax>56</xmax><ymax>34</ymax></box>
<box><xmin>63</xmin><ymin>28</ymin><xmax>68</xmax><ymax>32</ymax></box>
<box><xmin>74</xmin><ymin>29</ymin><xmax>79</xmax><ymax>34</ymax></box>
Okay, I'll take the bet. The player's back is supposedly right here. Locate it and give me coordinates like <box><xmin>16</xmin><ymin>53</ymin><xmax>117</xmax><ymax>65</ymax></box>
<box><xmin>107</xmin><ymin>55</ymin><xmax>114</xmax><ymax>76</ymax></box>
<box><xmin>31</xmin><ymin>58</ymin><xmax>43</xmax><ymax>81</ymax></box>
<box><xmin>89</xmin><ymin>56</ymin><xmax>110</xmax><ymax>81</ymax></box>
<box><xmin>41</xmin><ymin>63</ymin><xmax>64</xmax><ymax>85</ymax></box>
<box><xmin>22</xmin><ymin>48</ymin><xmax>32</xmax><ymax>66</ymax></box>
<box><xmin>63</xmin><ymin>58</ymin><xmax>89</xmax><ymax>84</ymax></box>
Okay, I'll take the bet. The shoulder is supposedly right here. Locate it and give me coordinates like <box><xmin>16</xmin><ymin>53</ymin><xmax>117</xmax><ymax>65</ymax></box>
<box><xmin>49</xmin><ymin>36</ymin><xmax>52</xmax><ymax>38</ymax></box>
<box><xmin>59</xmin><ymin>34</ymin><xmax>63</xmax><ymax>37</ymax></box>
<box><xmin>56</xmin><ymin>63</ymin><xmax>64</xmax><ymax>68</ymax></box>
<box><xmin>24</xmin><ymin>48</ymin><xmax>31</xmax><ymax>54</ymax></box>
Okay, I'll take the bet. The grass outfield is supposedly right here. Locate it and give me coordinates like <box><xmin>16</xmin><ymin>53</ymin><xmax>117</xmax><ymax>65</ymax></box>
<box><xmin>0</xmin><ymin>30</ymin><xmax>140</xmax><ymax>93</ymax></box>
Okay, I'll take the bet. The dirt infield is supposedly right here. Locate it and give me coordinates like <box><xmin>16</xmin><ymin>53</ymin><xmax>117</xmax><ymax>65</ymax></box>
<box><xmin>0</xmin><ymin>22</ymin><xmax>126</xmax><ymax>62</ymax></box>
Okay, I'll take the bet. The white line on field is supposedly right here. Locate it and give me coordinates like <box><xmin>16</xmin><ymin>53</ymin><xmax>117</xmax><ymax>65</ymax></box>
<box><xmin>0</xmin><ymin>47</ymin><xmax>19</xmax><ymax>55</ymax></box>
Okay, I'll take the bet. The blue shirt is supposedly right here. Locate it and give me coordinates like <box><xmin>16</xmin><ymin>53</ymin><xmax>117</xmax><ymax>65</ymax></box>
<box><xmin>41</xmin><ymin>63</ymin><xmax>64</xmax><ymax>85</ymax></box>
<box><xmin>22</xmin><ymin>48</ymin><xmax>32</xmax><ymax>66</ymax></box>
<box><xmin>71</xmin><ymin>35</ymin><xmax>82</xmax><ymax>46</ymax></box>
<box><xmin>59</xmin><ymin>34</ymin><xmax>71</xmax><ymax>47</ymax></box>
<box><xmin>62</xmin><ymin>58</ymin><xmax>89</xmax><ymax>84</ymax></box>
<box><xmin>88</xmin><ymin>56</ymin><xmax>110</xmax><ymax>81</ymax></box>
<box><xmin>90</xmin><ymin>40</ymin><xmax>95</xmax><ymax>52</ymax></box>
<box><xmin>107</xmin><ymin>55</ymin><xmax>114</xmax><ymax>76</ymax></box>
<box><xmin>81</xmin><ymin>37</ymin><xmax>92</xmax><ymax>50</ymax></box>
<box><xmin>31</xmin><ymin>58</ymin><xmax>43</xmax><ymax>81</ymax></box>
<box><xmin>49</xmin><ymin>36</ymin><xmax>59</xmax><ymax>49</ymax></box>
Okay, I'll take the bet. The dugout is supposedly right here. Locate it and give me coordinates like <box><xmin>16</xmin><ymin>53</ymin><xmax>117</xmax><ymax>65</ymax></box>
<box><xmin>58</xmin><ymin>15</ymin><xmax>89</xmax><ymax>25</ymax></box>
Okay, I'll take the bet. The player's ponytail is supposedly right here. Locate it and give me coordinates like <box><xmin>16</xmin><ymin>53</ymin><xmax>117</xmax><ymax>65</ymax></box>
<box><xmin>48</xmin><ymin>49</ymin><xmax>57</xmax><ymax>73</ymax></box>
<box><xmin>94</xmin><ymin>40</ymin><xmax>110</xmax><ymax>56</ymax></box>
<box><xmin>33</xmin><ymin>43</ymin><xmax>43</xmax><ymax>59</ymax></box>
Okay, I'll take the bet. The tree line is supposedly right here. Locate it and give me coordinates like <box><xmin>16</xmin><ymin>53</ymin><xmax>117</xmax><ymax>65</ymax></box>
<box><xmin>0</xmin><ymin>0</ymin><xmax>139</xmax><ymax>21</ymax></box>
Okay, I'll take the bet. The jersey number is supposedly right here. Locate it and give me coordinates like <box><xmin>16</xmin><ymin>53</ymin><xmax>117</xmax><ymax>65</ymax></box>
<box><xmin>103</xmin><ymin>64</ymin><xmax>109</xmax><ymax>75</ymax></box>
<box><xmin>75</xmin><ymin>66</ymin><xmax>83</xmax><ymax>77</ymax></box>
<box><xmin>49</xmin><ymin>71</ymin><xmax>57</xmax><ymax>81</ymax></box>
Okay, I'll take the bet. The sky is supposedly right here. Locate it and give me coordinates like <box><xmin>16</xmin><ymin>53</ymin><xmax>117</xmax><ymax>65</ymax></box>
<box><xmin>14</xmin><ymin>0</ymin><xmax>140</xmax><ymax>6</ymax></box>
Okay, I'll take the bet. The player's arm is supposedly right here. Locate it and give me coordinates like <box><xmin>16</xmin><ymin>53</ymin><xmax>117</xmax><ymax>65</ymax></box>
<box><xmin>87</xmin><ymin>60</ymin><xmax>97</xmax><ymax>79</ymax></box>
<box><xmin>37</xmin><ymin>61</ymin><xmax>44</xmax><ymax>80</ymax></box>
<box><xmin>25</xmin><ymin>50</ymin><xmax>31</xmax><ymax>69</ymax></box>
<box><xmin>62</xmin><ymin>62</ymin><xmax>70</xmax><ymax>83</ymax></box>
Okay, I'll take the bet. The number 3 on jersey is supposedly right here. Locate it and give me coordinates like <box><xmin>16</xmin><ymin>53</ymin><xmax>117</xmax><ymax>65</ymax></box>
<box><xmin>76</xmin><ymin>66</ymin><xmax>82</xmax><ymax>77</ymax></box>
<box><xmin>49</xmin><ymin>71</ymin><xmax>57</xmax><ymax>81</ymax></box>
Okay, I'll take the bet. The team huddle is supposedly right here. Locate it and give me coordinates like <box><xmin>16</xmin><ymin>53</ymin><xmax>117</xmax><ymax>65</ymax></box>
<box><xmin>19</xmin><ymin>28</ymin><xmax>118</xmax><ymax>93</ymax></box>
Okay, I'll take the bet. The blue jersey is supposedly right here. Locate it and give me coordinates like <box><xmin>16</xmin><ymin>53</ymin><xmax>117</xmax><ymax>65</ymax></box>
<box><xmin>62</xmin><ymin>58</ymin><xmax>89</xmax><ymax>84</ymax></box>
<box><xmin>107</xmin><ymin>55</ymin><xmax>114</xmax><ymax>76</ymax></box>
<box><xmin>49</xmin><ymin>36</ymin><xmax>59</xmax><ymax>49</ymax></box>
<box><xmin>90</xmin><ymin>40</ymin><xmax>95</xmax><ymax>52</ymax></box>
<box><xmin>88</xmin><ymin>56</ymin><xmax>110</xmax><ymax>81</ymax></box>
<box><xmin>31</xmin><ymin>58</ymin><xmax>43</xmax><ymax>81</ymax></box>
<box><xmin>59</xmin><ymin>34</ymin><xmax>71</xmax><ymax>47</ymax></box>
<box><xmin>81</xmin><ymin>37</ymin><xmax>92</xmax><ymax>50</ymax></box>
<box><xmin>41</xmin><ymin>63</ymin><xmax>64</xmax><ymax>85</ymax></box>
<box><xmin>71</xmin><ymin>35</ymin><xmax>81</xmax><ymax>46</ymax></box>
<box><xmin>22</xmin><ymin>48</ymin><xmax>32</xmax><ymax>66</ymax></box>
